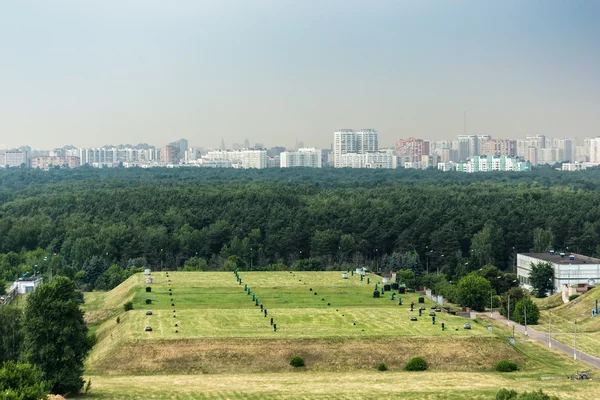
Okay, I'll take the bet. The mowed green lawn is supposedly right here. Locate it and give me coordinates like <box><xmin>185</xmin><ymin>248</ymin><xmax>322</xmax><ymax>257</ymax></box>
<box><xmin>124</xmin><ymin>271</ymin><xmax>488</xmax><ymax>338</ymax></box>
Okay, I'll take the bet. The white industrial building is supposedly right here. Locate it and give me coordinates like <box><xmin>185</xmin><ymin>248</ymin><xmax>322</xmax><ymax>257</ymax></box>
<box><xmin>517</xmin><ymin>252</ymin><xmax>600</xmax><ymax>293</ymax></box>
<box><xmin>280</xmin><ymin>148</ymin><xmax>322</xmax><ymax>168</ymax></box>
<box><xmin>9</xmin><ymin>277</ymin><xmax>44</xmax><ymax>294</ymax></box>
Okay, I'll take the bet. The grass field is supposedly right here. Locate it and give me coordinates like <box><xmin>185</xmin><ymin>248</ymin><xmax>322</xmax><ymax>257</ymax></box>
<box><xmin>79</xmin><ymin>271</ymin><xmax>600</xmax><ymax>399</ymax></box>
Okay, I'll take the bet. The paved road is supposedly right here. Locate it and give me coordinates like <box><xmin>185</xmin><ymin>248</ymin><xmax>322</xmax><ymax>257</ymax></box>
<box><xmin>484</xmin><ymin>312</ymin><xmax>600</xmax><ymax>370</ymax></box>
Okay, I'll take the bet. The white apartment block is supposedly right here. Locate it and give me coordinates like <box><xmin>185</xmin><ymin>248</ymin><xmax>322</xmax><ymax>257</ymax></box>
<box><xmin>589</xmin><ymin>137</ymin><xmax>600</xmax><ymax>164</ymax></box>
<box><xmin>404</xmin><ymin>161</ymin><xmax>426</xmax><ymax>170</ymax></box>
<box><xmin>240</xmin><ymin>149</ymin><xmax>267</xmax><ymax>169</ymax></box>
<box><xmin>437</xmin><ymin>162</ymin><xmax>457</xmax><ymax>172</ymax></box>
<box><xmin>562</xmin><ymin>162</ymin><xmax>588</xmax><ymax>171</ymax></box>
<box><xmin>4</xmin><ymin>148</ymin><xmax>31</xmax><ymax>167</ymax></box>
<box><xmin>334</xmin><ymin>129</ymin><xmax>358</xmax><ymax>168</ymax></box>
<box><xmin>333</xmin><ymin>129</ymin><xmax>379</xmax><ymax>168</ymax></box>
<box><xmin>338</xmin><ymin>151</ymin><xmax>396</xmax><ymax>169</ymax></box>
<box><xmin>356</xmin><ymin>129</ymin><xmax>378</xmax><ymax>153</ymax></box>
<box><xmin>456</xmin><ymin>156</ymin><xmax>530</xmax><ymax>172</ymax></box>
<box><xmin>280</xmin><ymin>148</ymin><xmax>322</xmax><ymax>168</ymax></box>
<box><xmin>203</xmin><ymin>149</ymin><xmax>267</xmax><ymax>169</ymax></box>
<box><xmin>79</xmin><ymin>147</ymin><xmax>158</xmax><ymax>166</ymax></box>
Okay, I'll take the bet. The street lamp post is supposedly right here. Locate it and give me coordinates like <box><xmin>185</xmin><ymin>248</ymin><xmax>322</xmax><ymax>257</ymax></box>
<box><xmin>375</xmin><ymin>249</ymin><xmax>378</xmax><ymax>273</ymax></box>
<box><xmin>548</xmin><ymin>308</ymin><xmax>552</xmax><ymax>348</ymax></box>
<box><xmin>490</xmin><ymin>291</ymin><xmax>494</xmax><ymax>318</ymax></box>
<box><xmin>160</xmin><ymin>248</ymin><xmax>163</xmax><ymax>271</ymax></box>
<box><xmin>524</xmin><ymin>303</ymin><xmax>528</xmax><ymax>336</ymax></box>
<box><xmin>437</xmin><ymin>254</ymin><xmax>444</xmax><ymax>276</ymax></box>
<box><xmin>250</xmin><ymin>247</ymin><xmax>253</xmax><ymax>270</ymax></box>
<box><xmin>574</xmin><ymin>320</ymin><xmax>577</xmax><ymax>360</ymax></box>
<box><xmin>507</xmin><ymin>294</ymin><xmax>511</xmax><ymax>330</ymax></box>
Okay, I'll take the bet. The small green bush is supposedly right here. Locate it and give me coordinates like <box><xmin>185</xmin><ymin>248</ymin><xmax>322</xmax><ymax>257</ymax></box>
<box><xmin>568</xmin><ymin>294</ymin><xmax>580</xmax><ymax>301</ymax></box>
<box><xmin>124</xmin><ymin>301</ymin><xmax>133</xmax><ymax>311</ymax></box>
<box><xmin>405</xmin><ymin>356</ymin><xmax>427</xmax><ymax>371</ymax></box>
<box><xmin>496</xmin><ymin>388</ymin><xmax>518</xmax><ymax>400</ymax></box>
<box><xmin>518</xmin><ymin>389</ymin><xmax>559</xmax><ymax>400</ymax></box>
<box><xmin>496</xmin><ymin>388</ymin><xmax>559</xmax><ymax>400</ymax></box>
<box><xmin>116</xmin><ymin>316</ymin><xmax>120</xmax><ymax>324</ymax></box>
<box><xmin>496</xmin><ymin>360</ymin><xmax>519</xmax><ymax>372</ymax></box>
<box><xmin>290</xmin><ymin>356</ymin><xmax>305</xmax><ymax>368</ymax></box>
<box><xmin>377</xmin><ymin>362</ymin><xmax>388</xmax><ymax>371</ymax></box>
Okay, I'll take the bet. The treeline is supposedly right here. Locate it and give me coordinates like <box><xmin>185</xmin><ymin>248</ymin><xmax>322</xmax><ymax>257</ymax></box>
<box><xmin>1</xmin><ymin>167</ymin><xmax>600</xmax><ymax>291</ymax></box>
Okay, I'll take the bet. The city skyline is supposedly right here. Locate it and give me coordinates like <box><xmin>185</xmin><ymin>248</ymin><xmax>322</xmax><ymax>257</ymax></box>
<box><xmin>2</xmin><ymin>1</ymin><xmax>599</xmax><ymax>149</ymax></box>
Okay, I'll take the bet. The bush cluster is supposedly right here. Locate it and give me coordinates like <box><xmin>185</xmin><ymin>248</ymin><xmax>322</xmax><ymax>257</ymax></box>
<box><xmin>290</xmin><ymin>356</ymin><xmax>305</xmax><ymax>368</ymax></box>
<box><xmin>495</xmin><ymin>360</ymin><xmax>519</xmax><ymax>372</ymax></box>
<box><xmin>405</xmin><ymin>357</ymin><xmax>427</xmax><ymax>371</ymax></box>
<box><xmin>123</xmin><ymin>301</ymin><xmax>133</xmax><ymax>311</ymax></box>
<box><xmin>496</xmin><ymin>388</ymin><xmax>560</xmax><ymax>400</ymax></box>
<box><xmin>376</xmin><ymin>362</ymin><xmax>388</xmax><ymax>371</ymax></box>
<box><xmin>568</xmin><ymin>294</ymin><xmax>580</xmax><ymax>301</ymax></box>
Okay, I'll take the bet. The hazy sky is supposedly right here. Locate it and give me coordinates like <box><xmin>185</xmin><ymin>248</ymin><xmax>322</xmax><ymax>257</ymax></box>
<box><xmin>1</xmin><ymin>0</ymin><xmax>599</xmax><ymax>149</ymax></box>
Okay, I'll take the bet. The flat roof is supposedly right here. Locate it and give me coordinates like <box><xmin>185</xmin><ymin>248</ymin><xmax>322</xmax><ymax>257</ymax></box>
<box><xmin>519</xmin><ymin>252</ymin><xmax>600</xmax><ymax>265</ymax></box>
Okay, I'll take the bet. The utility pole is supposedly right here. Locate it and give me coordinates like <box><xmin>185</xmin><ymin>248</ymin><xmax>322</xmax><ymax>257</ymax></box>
<box><xmin>524</xmin><ymin>303</ymin><xmax>528</xmax><ymax>336</ymax></box>
<box><xmin>490</xmin><ymin>291</ymin><xmax>493</xmax><ymax>318</ymax></box>
<box><xmin>574</xmin><ymin>320</ymin><xmax>577</xmax><ymax>360</ymax></box>
<box><xmin>507</xmin><ymin>294</ymin><xmax>511</xmax><ymax>326</ymax></box>
<box><xmin>548</xmin><ymin>309</ymin><xmax>552</xmax><ymax>348</ymax></box>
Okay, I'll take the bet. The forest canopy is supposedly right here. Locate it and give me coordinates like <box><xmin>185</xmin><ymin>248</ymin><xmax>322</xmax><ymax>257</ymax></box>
<box><xmin>0</xmin><ymin>167</ymin><xmax>599</xmax><ymax>288</ymax></box>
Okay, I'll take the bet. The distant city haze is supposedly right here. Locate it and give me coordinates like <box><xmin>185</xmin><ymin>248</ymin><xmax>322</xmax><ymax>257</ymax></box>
<box><xmin>1</xmin><ymin>0</ymin><xmax>598</xmax><ymax>149</ymax></box>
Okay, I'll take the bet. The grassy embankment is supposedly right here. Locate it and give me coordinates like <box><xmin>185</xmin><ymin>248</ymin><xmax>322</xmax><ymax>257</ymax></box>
<box><xmin>79</xmin><ymin>271</ymin><xmax>600</xmax><ymax>399</ymax></box>
<box><xmin>535</xmin><ymin>287</ymin><xmax>600</xmax><ymax>358</ymax></box>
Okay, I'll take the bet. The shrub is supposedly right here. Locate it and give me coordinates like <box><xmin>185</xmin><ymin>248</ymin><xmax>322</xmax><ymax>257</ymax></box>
<box><xmin>496</xmin><ymin>360</ymin><xmax>519</xmax><ymax>372</ymax></box>
<box><xmin>290</xmin><ymin>355</ymin><xmax>305</xmax><ymax>368</ymax></box>
<box><xmin>0</xmin><ymin>361</ymin><xmax>49</xmax><ymax>400</ymax></box>
<box><xmin>568</xmin><ymin>294</ymin><xmax>579</xmax><ymax>301</ymax></box>
<box><xmin>496</xmin><ymin>389</ymin><xmax>559</xmax><ymax>400</ymax></box>
<box><xmin>124</xmin><ymin>301</ymin><xmax>133</xmax><ymax>311</ymax></box>
<box><xmin>496</xmin><ymin>388</ymin><xmax>518</xmax><ymax>400</ymax></box>
<box><xmin>405</xmin><ymin>356</ymin><xmax>427</xmax><ymax>371</ymax></box>
<box><xmin>377</xmin><ymin>362</ymin><xmax>388</xmax><ymax>371</ymax></box>
<box><xmin>518</xmin><ymin>389</ymin><xmax>559</xmax><ymax>400</ymax></box>
<box><xmin>116</xmin><ymin>316</ymin><xmax>120</xmax><ymax>324</ymax></box>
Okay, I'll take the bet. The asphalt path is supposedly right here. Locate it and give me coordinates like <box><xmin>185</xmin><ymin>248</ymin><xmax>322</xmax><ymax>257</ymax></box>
<box><xmin>485</xmin><ymin>312</ymin><xmax>600</xmax><ymax>370</ymax></box>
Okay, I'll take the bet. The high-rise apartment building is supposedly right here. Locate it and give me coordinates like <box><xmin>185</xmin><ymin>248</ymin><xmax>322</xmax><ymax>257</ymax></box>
<box><xmin>395</xmin><ymin>137</ymin><xmax>429</xmax><ymax>163</ymax></box>
<box><xmin>356</xmin><ymin>129</ymin><xmax>378</xmax><ymax>153</ymax></box>
<box><xmin>526</xmin><ymin>135</ymin><xmax>546</xmax><ymax>149</ymax></box>
<box><xmin>333</xmin><ymin>129</ymin><xmax>378</xmax><ymax>168</ymax></box>
<box><xmin>589</xmin><ymin>137</ymin><xmax>600</xmax><ymax>164</ymax></box>
<box><xmin>333</xmin><ymin>129</ymin><xmax>356</xmax><ymax>168</ymax></box>
<box><xmin>479</xmin><ymin>139</ymin><xmax>517</xmax><ymax>157</ymax></box>
<box><xmin>178</xmin><ymin>139</ymin><xmax>189</xmax><ymax>160</ymax></box>
<box><xmin>526</xmin><ymin>146</ymin><xmax>538</xmax><ymax>166</ymax></box>
<box><xmin>552</xmin><ymin>138</ymin><xmax>574</xmax><ymax>162</ymax></box>
<box><xmin>161</xmin><ymin>145</ymin><xmax>178</xmax><ymax>163</ymax></box>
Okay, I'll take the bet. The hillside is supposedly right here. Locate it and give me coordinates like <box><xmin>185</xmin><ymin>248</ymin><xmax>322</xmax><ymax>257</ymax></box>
<box><xmin>537</xmin><ymin>287</ymin><xmax>600</xmax><ymax>357</ymax></box>
<box><xmin>85</xmin><ymin>271</ymin><xmax>519</xmax><ymax>375</ymax></box>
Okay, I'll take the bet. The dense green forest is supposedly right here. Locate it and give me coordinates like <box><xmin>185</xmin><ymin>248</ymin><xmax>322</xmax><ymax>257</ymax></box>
<box><xmin>1</xmin><ymin>167</ymin><xmax>600</xmax><ymax>294</ymax></box>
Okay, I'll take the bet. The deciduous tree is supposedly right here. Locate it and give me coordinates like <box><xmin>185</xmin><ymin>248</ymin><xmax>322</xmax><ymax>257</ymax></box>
<box><xmin>22</xmin><ymin>277</ymin><xmax>95</xmax><ymax>395</ymax></box>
